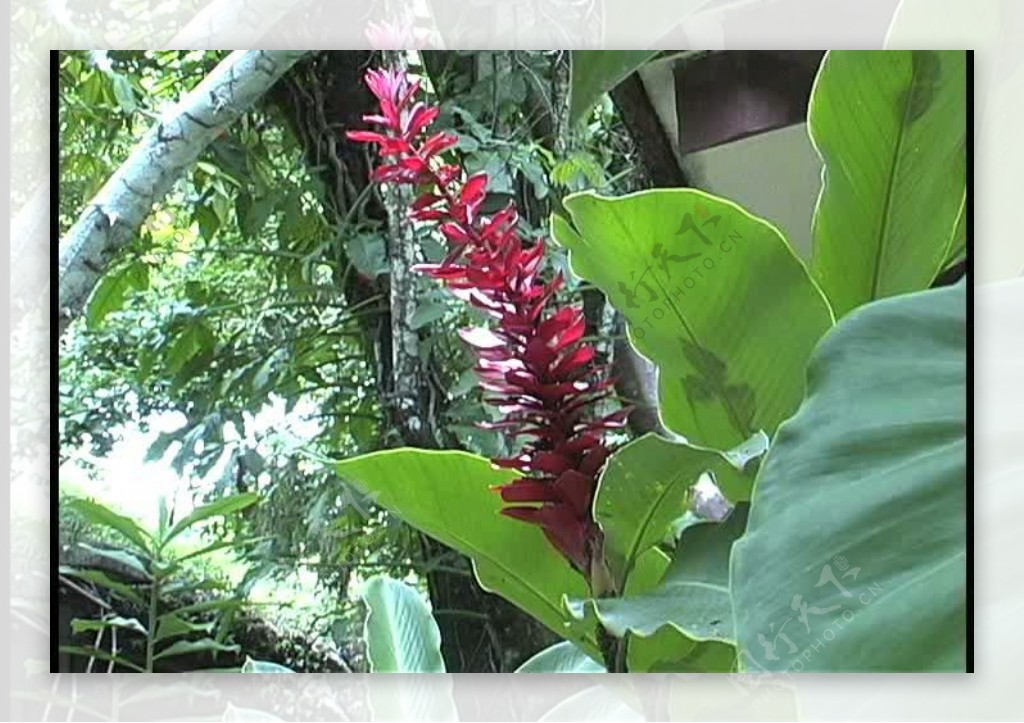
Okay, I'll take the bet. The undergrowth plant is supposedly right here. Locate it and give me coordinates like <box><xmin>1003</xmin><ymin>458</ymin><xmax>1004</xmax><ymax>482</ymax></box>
<box><xmin>60</xmin><ymin>493</ymin><xmax>258</xmax><ymax>672</ymax></box>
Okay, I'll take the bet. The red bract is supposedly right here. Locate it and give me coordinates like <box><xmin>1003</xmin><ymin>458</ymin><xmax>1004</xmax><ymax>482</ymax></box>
<box><xmin>347</xmin><ymin>67</ymin><xmax>627</xmax><ymax>576</ymax></box>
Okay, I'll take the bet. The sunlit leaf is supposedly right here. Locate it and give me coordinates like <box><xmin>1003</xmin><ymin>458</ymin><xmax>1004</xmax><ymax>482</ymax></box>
<box><xmin>362</xmin><ymin>576</ymin><xmax>446</xmax><ymax>673</ymax></box>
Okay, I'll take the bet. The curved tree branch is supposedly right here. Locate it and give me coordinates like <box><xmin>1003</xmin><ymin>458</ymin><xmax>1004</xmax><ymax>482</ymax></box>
<box><xmin>57</xmin><ymin>49</ymin><xmax>308</xmax><ymax>336</ymax></box>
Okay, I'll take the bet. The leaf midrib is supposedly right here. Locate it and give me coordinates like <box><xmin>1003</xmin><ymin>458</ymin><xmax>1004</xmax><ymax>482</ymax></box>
<box><xmin>604</xmin><ymin>201</ymin><xmax>752</xmax><ymax>440</ymax></box>
<box><xmin>870</xmin><ymin>55</ymin><xmax>920</xmax><ymax>299</ymax></box>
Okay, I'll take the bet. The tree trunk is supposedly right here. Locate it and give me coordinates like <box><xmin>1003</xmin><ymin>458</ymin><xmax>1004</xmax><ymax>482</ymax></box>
<box><xmin>271</xmin><ymin>50</ymin><xmax>555</xmax><ymax>671</ymax></box>
<box><xmin>57</xmin><ymin>50</ymin><xmax>307</xmax><ymax>336</ymax></box>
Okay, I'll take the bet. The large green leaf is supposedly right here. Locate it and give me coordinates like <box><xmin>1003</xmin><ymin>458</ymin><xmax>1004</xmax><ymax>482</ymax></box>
<box><xmin>569</xmin><ymin>51</ymin><xmax>659</xmax><ymax>125</ymax></box>
<box><xmin>65</xmin><ymin>498</ymin><xmax>152</xmax><ymax>555</ymax></box>
<box><xmin>569</xmin><ymin>506</ymin><xmax>747</xmax><ymax>644</ymax></box>
<box><xmin>515</xmin><ymin>641</ymin><xmax>605</xmax><ymax>673</ymax></box>
<box><xmin>731</xmin><ymin>282</ymin><xmax>967</xmax><ymax>672</ymax></box>
<box><xmin>593</xmin><ymin>433</ymin><xmax>748</xmax><ymax>592</ymax></box>
<box><xmin>553</xmin><ymin>190</ymin><xmax>834</xmax><ymax>450</ymax></box>
<box><xmin>362</xmin><ymin>577</ymin><xmax>446</xmax><ymax>673</ymax></box>
<box><xmin>336</xmin><ymin>449</ymin><xmax>597</xmax><ymax>654</ymax></box>
<box><xmin>809</xmin><ymin>50</ymin><xmax>967</xmax><ymax>318</ymax></box>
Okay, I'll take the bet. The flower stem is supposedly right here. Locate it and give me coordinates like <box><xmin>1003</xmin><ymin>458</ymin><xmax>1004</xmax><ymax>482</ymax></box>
<box><xmin>598</xmin><ymin>626</ymin><xmax>628</xmax><ymax>673</ymax></box>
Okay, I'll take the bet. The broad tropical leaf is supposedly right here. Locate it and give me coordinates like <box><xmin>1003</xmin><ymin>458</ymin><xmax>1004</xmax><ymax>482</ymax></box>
<box><xmin>593</xmin><ymin>433</ymin><xmax>748</xmax><ymax>591</ymax></box>
<box><xmin>516</xmin><ymin>641</ymin><xmax>605</xmax><ymax>673</ymax></box>
<box><xmin>569</xmin><ymin>51</ymin><xmax>659</xmax><ymax>125</ymax></box>
<box><xmin>362</xmin><ymin>576</ymin><xmax>446</xmax><ymax>673</ymax></box>
<box><xmin>568</xmin><ymin>507</ymin><xmax>747</xmax><ymax>645</ymax></box>
<box><xmin>809</xmin><ymin>50</ymin><xmax>967</xmax><ymax>317</ymax></box>
<box><xmin>336</xmin><ymin>450</ymin><xmax>597</xmax><ymax>655</ymax></box>
<box><xmin>553</xmin><ymin>189</ymin><xmax>834</xmax><ymax>451</ymax></box>
<box><xmin>731</xmin><ymin>282</ymin><xmax>967</xmax><ymax>671</ymax></box>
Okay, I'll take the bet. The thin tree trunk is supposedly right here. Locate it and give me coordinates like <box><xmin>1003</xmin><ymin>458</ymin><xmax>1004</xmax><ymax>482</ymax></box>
<box><xmin>57</xmin><ymin>50</ymin><xmax>307</xmax><ymax>336</ymax></box>
<box><xmin>381</xmin><ymin>51</ymin><xmax>437</xmax><ymax>449</ymax></box>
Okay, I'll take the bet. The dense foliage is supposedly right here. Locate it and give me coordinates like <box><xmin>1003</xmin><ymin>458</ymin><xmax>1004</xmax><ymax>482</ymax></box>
<box><xmin>58</xmin><ymin>49</ymin><xmax>968</xmax><ymax>674</ymax></box>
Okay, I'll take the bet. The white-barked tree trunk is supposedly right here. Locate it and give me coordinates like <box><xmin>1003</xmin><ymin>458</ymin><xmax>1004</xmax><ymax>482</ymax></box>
<box><xmin>57</xmin><ymin>49</ymin><xmax>308</xmax><ymax>336</ymax></box>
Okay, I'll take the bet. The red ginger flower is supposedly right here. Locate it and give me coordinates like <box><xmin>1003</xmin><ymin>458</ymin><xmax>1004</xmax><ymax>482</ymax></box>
<box><xmin>347</xmin><ymin>68</ymin><xmax>628</xmax><ymax>576</ymax></box>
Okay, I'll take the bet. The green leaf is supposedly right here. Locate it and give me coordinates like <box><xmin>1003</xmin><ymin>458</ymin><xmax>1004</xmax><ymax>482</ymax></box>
<box><xmin>71</xmin><ymin>615</ymin><xmax>147</xmax><ymax>636</ymax></box>
<box><xmin>59</xmin><ymin>646</ymin><xmax>145</xmax><ymax>672</ymax></box>
<box><xmin>409</xmin><ymin>301</ymin><xmax>448</xmax><ymax>330</ymax></box>
<box><xmin>195</xmin><ymin>204</ymin><xmax>221</xmax><ymax>241</ymax></box>
<box><xmin>59</xmin><ymin>566</ymin><xmax>146</xmax><ymax>606</ymax></box>
<box><xmin>731</xmin><ymin>283</ymin><xmax>967</xmax><ymax>672</ymax></box>
<box><xmin>154</xmin><ymin>613</ymin><xmax>215</xmax><ymax>643</ymax></box>
<box><xmin>553</xmin><ymin>189</ymin><xmax>834</xmax><ymax>450</ymax></box>
<box><xmin>569</xmin><ymin>51</ymin><xmax>659</xmax><ymax>125</ymax></box>
<box><xmin>809</xmin><ymin>50</ymin><xmax>967</xmax><ymax>318</ymax></box>
<box><xmin>336</xmin><ymin>449</ymin><xmax>597</xmax><ymax>655</ymax></box>
<box><xmin>153</xmin><ymin>638</ymin><xmax>241</xmax><ymax>661</ymax></box>
<box><xmin>174</xmin><ymin>535</ymin><xmax>269</xmax><ymax>565</ymax></box>
<box><xmin>345</xmin><ymin>232</ymin><xmax>389</xmax><ymax>278</ymax></box>
<box><xmin>76</xmin><ymin>542</ymin><xmax>151</xmax><ymax>580</ymax></box>
<box><xmin>516</xmin><ymin>641</ymin><xmax>605</xmax><ymax>673</ymax></box>
<box><xmin>171</xmin><ymin>597</ymin><xmax>244</xmax><ymax>618</ymax></box>
<box><xmin>362</xmin><ymin>576</ymin><xmax>445</xmax><ymax>673</ymax></box>
<box><xmin>86</xmin><ymin>262</ymin><xmax>149</xmax><ymax>329</ymax></box>
<box><xmin>568</xmin><ymin>506</ymin><xmax>747</xmax><ymax>643</ymax></box>
<box><xmin>629</xmin><ymin>629</ymin><xmax>736</xmax><ymax>673</ymax></box>
<box><xmin>111</xmin><ymin>74</ymin><xmax>138</xmax><ymax>113</ymax></box>
<box><xmin>162</xmin><ymin>492</ymin><xmax>259</xmax><ymax>547</ymax></box>
<box><xmin>166</xmin><ymin>321</ymin><xmax>216</xmax><ymax>374</ymax></box>
<box><xmin>240</xmin><ymin>657</ymin><xmax>295</xmax><ymax>673</ymax></box>
<box><xmin>593</xmin><ymin>433</ymin><xmax>747</xmax><ymax>592</ymax></box>
<box><xmin>65</xmin><ymin>498</ymin><xmax>152</xmax><ymax>554</ymax></box>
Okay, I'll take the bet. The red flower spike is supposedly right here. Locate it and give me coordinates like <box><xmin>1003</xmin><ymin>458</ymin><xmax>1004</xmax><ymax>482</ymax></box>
<box><xmin>348</xmin><ymin>66</ymin><xmax>629</xmax><ymax>577</ymax></box>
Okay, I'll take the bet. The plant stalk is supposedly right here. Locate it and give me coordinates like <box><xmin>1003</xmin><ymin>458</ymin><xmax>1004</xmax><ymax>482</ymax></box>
<box><xmin>145</xmin><ymin>572</ymin><xmax>160</xmax><ymax>673</ymax></box>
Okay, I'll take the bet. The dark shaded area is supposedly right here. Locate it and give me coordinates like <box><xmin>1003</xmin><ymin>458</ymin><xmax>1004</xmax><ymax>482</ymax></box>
<box><xmin>611</xmin><ymin>72</ymin><xmax>688</xmax><ymax>188</ymax></box>
<box><xmin>674</xmin><ymin>51</ymin><xmax>825</xmax><ymax>154</ymax></box>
